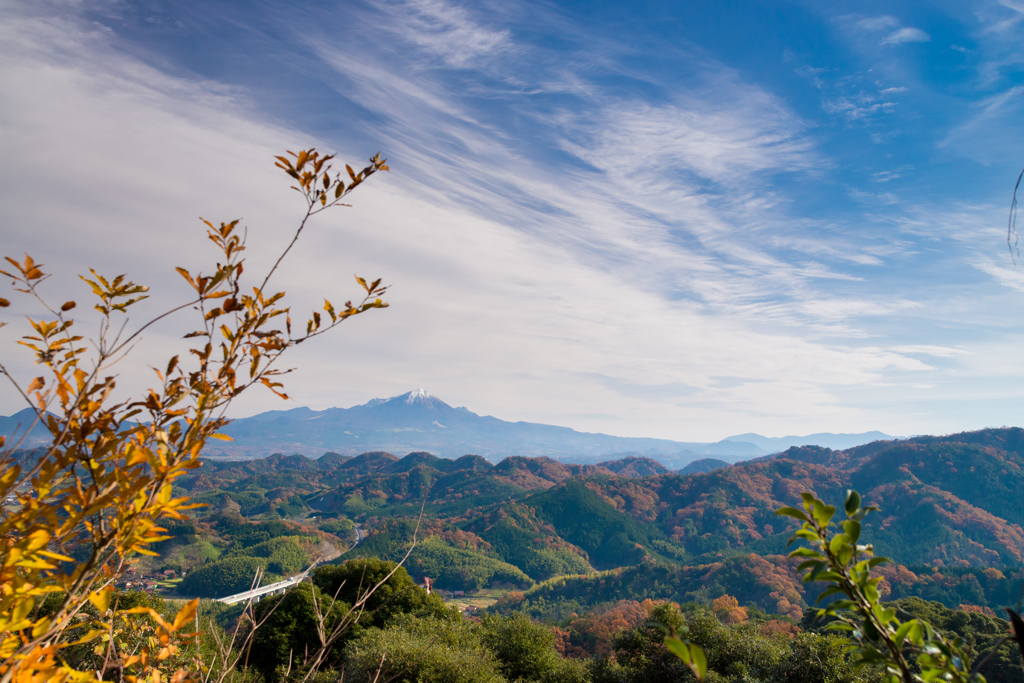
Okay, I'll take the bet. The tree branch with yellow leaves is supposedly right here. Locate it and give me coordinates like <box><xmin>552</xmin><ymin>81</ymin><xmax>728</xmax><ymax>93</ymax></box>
<box><xmin>0</xmin><ymin>148</ymin><xmax>389</xmax><ymax>683</ymax></box>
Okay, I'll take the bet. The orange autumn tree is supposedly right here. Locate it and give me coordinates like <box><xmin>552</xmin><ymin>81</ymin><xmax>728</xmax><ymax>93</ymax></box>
<box><xmin>560</xmin><ymin>600</ymin><xmax>649</xmax><ymax>658</ymax></box>
<box><xmin>0</xmin><ymin>149</ymin><xmax>388</xmax><ymax>683</ymax></box>
<box><xmin>710</xmin><ymin>594</ymin><xmax>748</xmax><ymax>624</ymax></box>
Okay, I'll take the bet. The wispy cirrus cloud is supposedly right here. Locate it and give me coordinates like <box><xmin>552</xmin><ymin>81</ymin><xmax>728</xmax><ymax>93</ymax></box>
<box><xmin>893</xmin><ymin>345</ymin><xmax>971</xmax><ymax>358</ymax></box>
<box><xmin>559</xmin><ymin>93</ymin><xmax>818</xmax><ymax>188</ymax></box>
<box><xmin>856</xmin><ymin>15</ymin><xmax>900</xmax><ymax>31</ymax></box>
<box><xmin>374</xmin><ymin>0</ymin><xmax>513</xmax><ymax>68</ymax></box>
<box><xmin>299</xmin><ymin>1</ymin><xmax>970</xmax><ymax>368</ymax></box>
<box><xmin>306</xmin><ymin>4</ymin><xmax>840</xmax><ymax>299</ymax></box>
<box><xmin>882</xmin><ymin>27</ymin><xmax>931</xmax><ymax>45</ymax></box>
<box><xmin>3</xmin><ymin>0</ymin><xmax>1024</xmax><ymax>441</ymax></box>
<box><xmin>823</xmin><ymin>96</ymin><xmax>897</xmax><ymax>121</ymax></box>
<box><xmin>853</xmin><ymin>15</ymin><xmax>930</xmax><ymax>45</ymax></box>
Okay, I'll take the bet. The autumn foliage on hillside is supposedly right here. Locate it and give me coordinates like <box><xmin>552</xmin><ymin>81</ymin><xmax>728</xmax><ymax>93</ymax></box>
<box><xmin>711</xmin><ymin>595</ymin><xmax>749</xmax><ymax>623</ymax></box>
<box><xmin>147</xmin><ymin>425</ymin><xmax>1024</xmax><ymax>616</ymax></box>
<box><xmin>553</xmin><ymin>600</ymin><xmax>651</xmax><ymax>657</ymax></box>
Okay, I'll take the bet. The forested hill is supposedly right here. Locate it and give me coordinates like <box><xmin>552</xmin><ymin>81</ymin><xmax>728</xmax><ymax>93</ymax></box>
<box><xmin>164</xmin><ymin>426</ymin><xmax>1024</xmax><ymax>615</ymax></box>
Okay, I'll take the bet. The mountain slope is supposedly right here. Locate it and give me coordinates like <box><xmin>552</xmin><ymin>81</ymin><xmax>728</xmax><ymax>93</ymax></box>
<box><xmin>213</xmin><ymin>390</ymin><xmax>741</xmax><ymax>462</ymax></box>
<box><xmin>598</xmin><ymin>456</ymin><xmax>670</xmax><ymax>477</ymax></box>
<box><xmin>579</xmin><ymin>430</ymin><xmax>1024</xmax><ymax>567</ymax></box>
<box><xmin>155</xmin><ymin>424</ymin><xmax>1024</xmax><ymax>615</ymax></box>
<box><xmin>175</xmin><ymin>426</ymin><xmax>1024</xmax><ymax>571</ymax></box>
<box><xmin>523</xmin><ymin>481</ymin><xmax>663</xmax><ymax>569</ymax></box>
<box><xmin>0</xmin><ymin>408</ymin><xmax>54</xmax><ymax>448</ymax></box>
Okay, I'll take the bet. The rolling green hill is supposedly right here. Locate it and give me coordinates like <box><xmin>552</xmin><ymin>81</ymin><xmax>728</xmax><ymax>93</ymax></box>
<box><xmin>144</xmin><ymin>426</ymin><xmax>1024</xmax><ymax>612</ymax></box>
<box><xmin>522</xmin><ymin>481</ymin><xmax>661</xmax><ymax>569</ymax></box>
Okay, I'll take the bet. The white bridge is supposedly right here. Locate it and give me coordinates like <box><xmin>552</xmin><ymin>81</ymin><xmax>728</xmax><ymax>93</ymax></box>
<box><xmin>216</xmin><ymin>572</ymin><xmax>311</xmax><ymax>605</ymax></box>
<box><xmin>216</xmin><ymin>523</ymin><xmax>364</xmax><ymax>605</ymax></box>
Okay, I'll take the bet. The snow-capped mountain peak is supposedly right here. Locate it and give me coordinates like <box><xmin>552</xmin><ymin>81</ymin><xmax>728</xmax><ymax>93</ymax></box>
<box><xmin>404</xmin><ymin>388</ymin><xmax>433</xmax><ymax>404</ymax></box>
<box><xmin>362</xmin><ymin>389</ymin><xmax>436</xmax><ymax>408</ymax></box>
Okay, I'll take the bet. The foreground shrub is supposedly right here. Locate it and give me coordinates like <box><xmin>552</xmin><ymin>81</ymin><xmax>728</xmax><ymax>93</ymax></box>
<box><xmin>609</xmin><ymin>601</ymin><xmax>878</xmax><ymax>683</ymax></box>
<box><xmin>246</xmin><ymin>582</ymin><xmax>350</xmax><ymax>678</ymax></box>
<box><xmin>343</xmin><ymin>615</ymin><xmax>506</xmax><ymax>683</ymax></box>
<box><xmin>312</xmin><ymin>557</ymin><xmax>455</xmax><ymax>628</ymax></box>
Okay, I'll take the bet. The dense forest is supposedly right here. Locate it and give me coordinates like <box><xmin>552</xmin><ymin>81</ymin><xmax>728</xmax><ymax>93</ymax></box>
<box><xmin>47</xmin><ymin>427</ymin><xmax>1020</xmax><ymax>680</ymax></box>
<box><xmin>7</xmin><ymin>427</ymin><xmax>1024</xmax><ymax>681</ymax></box>
<box><xmin>143</xmin><ymin>428</ymin><xmax>1024</xmax><ymax>616</ymax></box>
<box><xmin>89</xmin><ymin>560</ymin><xmax>1018</xmax><ymax>683</ymax></box>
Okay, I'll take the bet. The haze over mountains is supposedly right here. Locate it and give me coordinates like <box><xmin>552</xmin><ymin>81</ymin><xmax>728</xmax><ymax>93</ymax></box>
<box><xmin>0</xmin><ymin>389</ymin><xmax>895</xmax><ymax>466</ymax></box>
<box><xmin>722</xmin><ymin>431</ymin><xmax>893</xmax><ymax>452</ymax></box>
<box><xmin>190</xmin><ymin>389</ymin><xmax>890</xmax><ymax>466</ymax></box>
<box><xmin>0</xmin><ymin>410</ymin><xmax>52</xmax><ymax>449</ymax></box>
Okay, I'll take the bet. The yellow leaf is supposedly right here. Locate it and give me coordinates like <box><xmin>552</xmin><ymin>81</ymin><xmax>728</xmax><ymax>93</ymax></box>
<box><xmin>24</xmin><ymin>529</ymin><xmax>51</xmax><ymax>554</ymax></box>
<box><xmin>38</xmin><ymin>549</ymin><xmax>75</xmax><ymax>562</ymax></box>
<box><xmin>17</xmin><ymin>559</ymin><xmax>58</xmax><ymax>570</ymax></box>
<box><xmin>171</xmin><ymin>599</ymin><xmax>199</xmax><ymax>631</ymax></box>
<box><xmin>31</xmin><ymin>616</ymin><xmax>52</xmax><ymax>639</ymax></box>
<box><xmin>89</xmin><ymin>586</ymin><xmax>114</xmax><ymax>613</ymax></box>
<box><xmin>12</xmin><ymin>597</ymin><xmax>33</xmax><ymax>623</ymax></box>
<box><xmin>209</xmin><ymin>433</ymin><xmax>233</xmax><ymax>441</ymax></box>
<box><xmin>0</xmin><ymin>465</ymin><xmax>20</xmax><ymax>489</ymax></box>
<box><xmin>28</xmin><ymin>376</ymin><xmax>45</xmax><ymax>392</ymax></box>
<box><xmin>68</xmin><ymin>627</ymin><xmax>107</xmax><ymax>646</ymax></box>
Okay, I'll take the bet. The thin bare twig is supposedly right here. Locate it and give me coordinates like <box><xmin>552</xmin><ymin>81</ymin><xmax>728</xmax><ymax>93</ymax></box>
<box><xmin>1009</xmin><ymin>166</ymin><xmax>1024</xmax><ymax>264</ymax></box>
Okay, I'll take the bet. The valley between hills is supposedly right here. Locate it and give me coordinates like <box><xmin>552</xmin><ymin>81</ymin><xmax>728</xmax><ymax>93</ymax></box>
<box><xmin>108</xmin><ymin>421</ymin><xmax>1024</xmax><ymax>619</ymax></box>
<box><xmin>7</xmin><ymin>393</ymin><xmax>1023</xmax><ymax>680</ymax></box>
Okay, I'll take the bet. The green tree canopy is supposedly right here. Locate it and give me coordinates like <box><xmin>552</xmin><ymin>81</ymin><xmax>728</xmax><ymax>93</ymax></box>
<box><xmin>342</xmin><ymin>615</ymin><xmax>505</xmax><ymax>683</ymax></box>
<box><xmin>481</xmin><ymin>612</ymin><xmax>563</xmax><ymax>682</ymax></box>
<box><xmin>179</xmin><ymin>556</ymin><xmax>281</xmax><ymax>598</ymax></box>
<box><xmin>247</xmin><ymin>582</ymin><xmax>349</xmax><ymax>678</ymax></box>
<box><xmin>311</xmin><ymin>558</ymin><xmax>454</xmax><ymax>628</ymax></box>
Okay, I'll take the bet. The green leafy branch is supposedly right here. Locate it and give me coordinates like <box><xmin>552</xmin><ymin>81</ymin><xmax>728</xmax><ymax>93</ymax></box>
<box><xmin>777</xmin><ymin>490</ymin><xmax>1004</xmax><ymax>683</ymax></box>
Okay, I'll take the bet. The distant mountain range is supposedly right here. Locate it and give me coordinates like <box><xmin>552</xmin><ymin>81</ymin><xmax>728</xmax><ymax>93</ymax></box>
<box><xmin>201</xmin><ymin>389</ymin><xmax>890</xmax><ymax>466</ymax></box>
<box><xmin>723</xmin><ymin>431</ymin><xmax>894</xmax><ymax>452</ymax></box>
<box><xmin>0</xmin><ymin>409</ymin><xmax>52</xmax><ymax>449</ymax></box>
<box><xmin>0</xmin><ymin>389</ymin><xmax>895</xmax><ymax>467</ymax></box>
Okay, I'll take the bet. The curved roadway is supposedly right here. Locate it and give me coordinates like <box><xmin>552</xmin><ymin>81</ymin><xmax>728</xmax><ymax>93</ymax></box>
<box><xmin>216</xmin><ymin>522</ymin><xmax>365</xmax><ymax>604</ymax></box>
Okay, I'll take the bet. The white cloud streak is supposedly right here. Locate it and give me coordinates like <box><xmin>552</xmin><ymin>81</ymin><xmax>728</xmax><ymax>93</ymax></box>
<box><xmin>375</xmin><ymin>0</ymin><xmax>513</xmax><ymax>67</ymax></box>
<box><xmin>881</xmin><ymin>27</ymin><xmax>931</xmax><ymax>45</ymax></box>
<box><xmin>1</xmin><ymin>0</ymin><xmax>1021</xmax><ymax>441</ymax></box>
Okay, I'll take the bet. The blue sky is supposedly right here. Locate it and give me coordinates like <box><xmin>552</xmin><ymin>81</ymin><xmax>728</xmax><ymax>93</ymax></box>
<box><xmin>2</xmin><ymin>0</ymin><xmax>1024</xmax><ymax>441</ymax></box>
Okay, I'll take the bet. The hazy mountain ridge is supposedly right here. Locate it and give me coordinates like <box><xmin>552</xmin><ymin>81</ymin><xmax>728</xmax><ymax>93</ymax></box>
<box><xmin>724</xmin><ymin>430</ymin><xmax>895</xmax><ymax>452</ymax></box>
<box><xmin>186</xmin><ymin>390</ymin><xmax>891</xmax><ymax>464</ymax></box>
<box><xmin>0</xmin><ymin>391</ymin><xmax>894</xmax><ymax>466</ymax></box>
<box><xmin>0</xmin><ymin>408</ymin><xmax>53</xmax><ymax>449</ymax></box>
